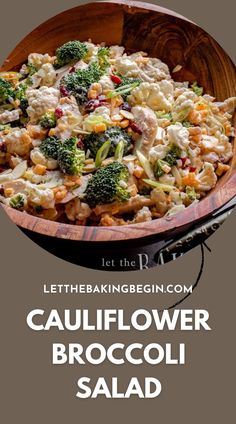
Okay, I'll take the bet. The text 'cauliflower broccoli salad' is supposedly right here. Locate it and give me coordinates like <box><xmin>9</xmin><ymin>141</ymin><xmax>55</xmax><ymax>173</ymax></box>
<box><xmin>0</xmin><ymin>40</ymin><xmax>235</xmax><ymax>226</ymax></box>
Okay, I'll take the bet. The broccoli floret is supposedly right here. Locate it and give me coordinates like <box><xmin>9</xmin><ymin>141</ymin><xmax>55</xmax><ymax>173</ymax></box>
<box><xmin>60</xmin><ymin>62</ymin><xmax>103</xmax><ymax>104</ymax></box>
<box><xmin>0</xmin><ymin>77</ymin><xmax>14</xmax><ymax>104</ymax></box>
<box><xmin>84</xmin><ymin>126</ymin><xmax>132</xmax><ymax>158</ymax></box>
<box><xmin>85</xmin><ymin>161</ymin><xmax>130</xmax><ymax>207</ymax></box>
<box><xmin>165</xmin><ymin>144</ymin><xmax>182</xmax><ymax>167</ymax></box>
<box><xmin>154</xmin><ymin>159</ymin><xmax>170</xmax><ymax>178</ymax></box>
<box><xmin>185</xmin><ymin>186</ymin><xmax>199</xmax><ymax>201</ymax></box>
<box><xmin>97</xmin><ymin>47</ymin><xmax>110</xmax><ymax>71</ymax></box>
<box><xmin>0</xmin><ymin>124</ymin><xmax>11</xmax><ymax>132</ymax></box>
<box><xmin>57</xmin><ymin>137</ymin><xmax>85</xmax><ymax>175</ymax></box>
<box><xmin>39</xmin><ymin>136</ymin><xmax>61</xmax><ymax>160</ymax></box>
<box><xmin>73</xmin><ymin>86</ymin><xmax>88</xmax><ymax>105</ymax></box>
<box><xmin>13</xmin><ymin>83</ymin><xmax>29</xmax><ymax>115</ymax></box>
<box><xmin>39</xmin><ymin>112</ymin><xmax>57</xmax><ymax>129</ymax></box>
<box><xmin>56</xmin><ymin>40</ymin><xmax>88</xmax><ymax>68</ymax></box>
<box><xmin>9</xmin><ymin>193</ymin><xmax>26</xmax><ymax>210</ymax></box>
<box><xmin>27</xmin><ymin>63</ymin><xmax>38</xmax><ymax>76</ymax></box>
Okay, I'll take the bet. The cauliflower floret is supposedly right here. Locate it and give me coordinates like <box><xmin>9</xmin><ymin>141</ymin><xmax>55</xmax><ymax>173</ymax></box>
<box><xmin>128</xmin><ymin>81</ymin><xmax>174</xmax><ymax>112</ymax></box>
<box><xmin>172</xmin><ymin>90</ymin><xmax>196</xmax><ymax>122</ymax></box>
<box><xmin>65</xmin><ymin>198</ymin><xmax>92</xmax><ymax>222</ymax></box>
<box><xmin>83</xmin><ymin>41</ymin><xmax>99</xmax><ymax>61</ymax></box>
<box><xmin>30</xmin><ymin>147</ymin><xmax>58</xmax><ymax>170</ymax></box>
<box><xmin>2</xmin><ymin>178</ymin><xmax>55</xmax><ymax>209</ymax></box>
<box><xmin>35</xmin><ymin>63</ymin><xmax>57</xmax><ymax>87</ymax></box>
<box><xmin>132</xmin><ymin>206</ymin><xmax>152</xmax><ymax>223</ymax></box>
<box><xmin>4</xmin><ymin>128</ymin><xmax>32</xmax><ymax>156</ymax></box>
<box><xmin>196</xmin><ymin>162</ymin><xmax>217</xmax><ymax>191</ymax></box>
<box><xmin>200</xmin><ymin>134</ymin><xmax>233</xmax><ymax>163</ymax></box>
<box><xmin>131</xmin><ymin>105</ymin><xmax>158</xmax><ymax>153</ymax></box>
<box><xmin>169</xmin><ymin>190</ymin><xmax>185</xmax><ymax>205</ymax></box>
<box><xmin>159</xmin><ymin>173</ymin><xmax>175</xmax><ymax>186</ymax></box>
<box><xmin>28</xmin><ymin>53</ymin><xmax>55</xmax><ymax>68</ymax></box>
<box><xmin>217</xmin><ymin>97</ymin><xmax>236</xmax><ymax>114</ymax></box>
<box><xmin>27</xmin><ymin>124</ymin><xmax>47</xmax><ymax>147</ymax></box>
<box><xmin>114</xmin><ymin>54</ymin><xmax>170</xmax><ymax>83</ymax></box>
<box><xmin>0</xmin><ymin>109</ymin><xmax>20</xmax><ymax>125</ymax></box>
<box><xmin>167</xmin><ymin>123</ymin><xmax>190</xmax><ymax>149</ymax></box>
<box><xmin>149</xmin><ymin>143</ymin><xmax>169</xmax><ymax>164</ymax></box>
<box><xmin>201</xmin><ymin>152</ymin><xmax>219</xmax><ymax>163</ymax></box>
<box><xmin>53</xmin><ymin>96</ymin><xmax>82</xmax><ymax>140</ymax></box>
<box><xmin>30</xmin><ymin>63</ymin><xmax>57</xmax><ymax>89</ymax></box>
<box><xmin>26</xmin><ymin>86</ymin><xmax>60</xmax><ymax>123</ymax></box>
<box><xmin>114</xmin><ymin>56</ymin><xmax>141</xmax><ymax>78</ymax></box>
<box><xmin>138</xmin><ymin>57</ymin><xmax>171</xmax><ymax>82</ymax></box>
<box><xmin>99</xmin><ymin>74</ymin><xmax>115</xmax><ymax>91</ymax></box>
<box><xmin>109</xmin><ymin>45</ymin><xmax>125</xmax><ymax>58</ymax></box>
<box><xmin>27</xmin><ymin>184</ymin><xmax>55</xmax><ymax>209</ymax></box>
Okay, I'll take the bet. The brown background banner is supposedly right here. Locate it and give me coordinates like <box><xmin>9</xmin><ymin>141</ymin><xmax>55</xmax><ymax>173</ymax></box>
<box><xmin>0</xmin><ymin>0</ymin><xmax>235</xmax><ymax>422</ymax></box>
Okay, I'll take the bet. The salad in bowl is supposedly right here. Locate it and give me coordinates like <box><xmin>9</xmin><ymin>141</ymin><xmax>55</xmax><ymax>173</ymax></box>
<box><xmin>0</xmin><ymin>40</ymin><xmax>235</xmax><ymax>226</ymax></box>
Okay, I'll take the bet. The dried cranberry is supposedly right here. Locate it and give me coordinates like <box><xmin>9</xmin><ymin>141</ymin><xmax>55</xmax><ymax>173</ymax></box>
<box><xmin>181</xmin><ymin>157</ymin><xmax>188</xmax><ymax>167</ymax></box>
<box><xmin>84</xmin><ymin>99</ymin><xmax>100</xmax><ymax>113</ymax></box>
<box><xmin>77</xmin><ymin>139</ymin><xmax>85</xmax><ymax>150</ymax></box>
<box><xmin>130</xmin><ymin>121</ymin><xmax>142</xmax><ymax>135</ymax></box>
<box><xmin>0</xmin><ymin>141</ymin><xmax>6</xmax><ymax>152</ymax></box>
<box><xmin>121</xmin><ymin>102</ymin><xmax>131</xmax><ymax>112</ymax></box>
<box><xmin>55</xmin><ymin>107</ymin><xmax>64</xmax><ymax>119</ymax></box>
<box><xmin>110</xmin><ymin>74</ymin><xmax>122</xmax><ymax>84</ymax></box>
<box><xmin>98</xmin><ymin>99</ymin><xmax>108</xmax><ymax>106</ymax></box>
<box><xmin>60</xmin><ymin>85</ymin><xmax>69</xmax><ymax>97</ymax></box>
<box><xmin>189</xmin><ymin>166</ymin><xmax>197</xmax><ymax>173</ymax></box>
<box><xmin>69</xmin><ymin>66</ymin><xmax>76</xmax><ymax>73</ymax></box>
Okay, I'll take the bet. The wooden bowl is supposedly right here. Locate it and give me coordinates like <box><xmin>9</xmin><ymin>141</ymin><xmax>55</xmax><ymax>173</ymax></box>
<box><xmin>1</xmin><ymin>0</ymin><xmax>236</xmax><ymax>246</ymax></box>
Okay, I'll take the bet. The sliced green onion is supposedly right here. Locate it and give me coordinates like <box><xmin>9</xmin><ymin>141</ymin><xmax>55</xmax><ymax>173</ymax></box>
<box><xmin>107</xmin><ymin>82</ymin><xmax>140</xmax><ymax>98</ymax></box>
<box><xmin>114</xmin><ymin>140</ymin><xmax>124</xmax><ymax>162</ymax></box>
<box><xmin>95</xmin><ymin>140</ymin><xmax>111</xmax><ymax>168</ymax></box>
<box><xmin>136</xmin><ymin>150</ymin><xmax>155</xmax><ymax>180</ymax></box>
<box><xmin>143</xmin><ymin>179</ymin><xmax>177</xmax><ymax>193</ymax></box>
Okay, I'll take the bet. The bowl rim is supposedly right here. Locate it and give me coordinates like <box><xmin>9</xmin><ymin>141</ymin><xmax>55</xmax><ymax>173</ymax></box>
<box><xmin>1</xmin><ymin>0</ymin><xmax>236</xmax><ymax>243</ymax></box>
<box><xmin>2</xmin><ymin>170</ymin><xmax>236</xmax><ymax>242</ymax></box>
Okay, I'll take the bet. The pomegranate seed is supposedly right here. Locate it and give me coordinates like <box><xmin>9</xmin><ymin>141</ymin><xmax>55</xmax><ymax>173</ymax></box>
<box><xmin>60</xmin><ymin>85</ymin><xmax>69</xmax><ymax>97</ymax></box>
<box><xmin>189</xmin><ymin>166</ymin><xmax>197</xmax><ymax>172</ymax></box>
<box><xmin>69</xmin><ymin>66</ymin><xmax>76</xmax><ymax>73</ymax></box>
<box><xmin>130</xmin><ymin>121</ymin><xmax>142</xmax><ymax>135</ymax></box>
<box><xmin>110</xmin><ymin>74</ymin><xmax>122</xmax><ymax>84</ymax></box>
<box><xmin>55</xmin><ymin>107</ymin><xmax>64</xmax><ymax>118</ymax></box>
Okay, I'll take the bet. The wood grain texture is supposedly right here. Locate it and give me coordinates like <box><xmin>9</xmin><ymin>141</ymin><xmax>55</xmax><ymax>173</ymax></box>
<box><xmin>1</xmin><ymin>0</ymin><xmax>236</xmax><ymax>243</ymax></box>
